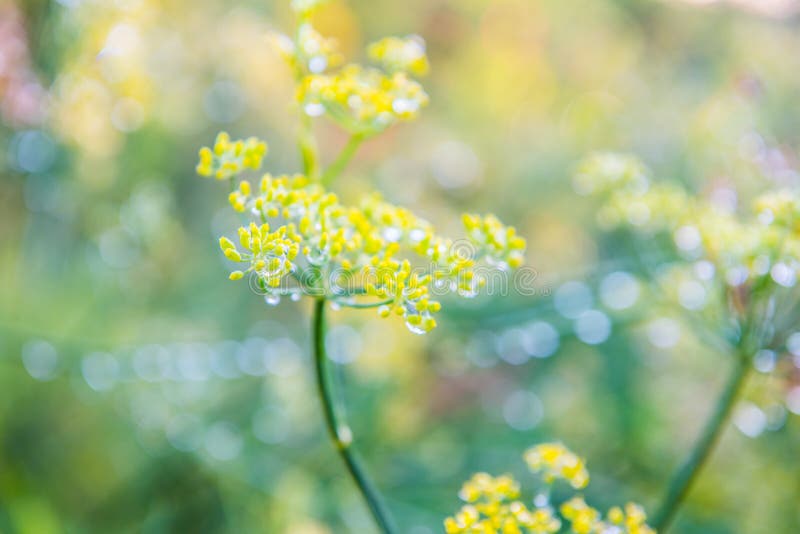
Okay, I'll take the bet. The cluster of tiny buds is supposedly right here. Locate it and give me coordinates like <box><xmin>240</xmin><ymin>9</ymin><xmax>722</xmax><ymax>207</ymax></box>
<box><xmin>197</xmin><ymin>133</ymin><xmax>525</xmax><ymax>335</ymax></box>
<box><xmin>273</xmin><ymin>0</ymin><xmax>430</xmax><ymax>136</ymax></box>
<box><xmin>445</xmin><ymin>443</ymin><xmax>655</xmax><ymax>534</ymax></box>
<box><xmin>367</xmin><ymin>35</ymin><xmax>429</xmax><ymax>76</ymax></box>
<box><xmin>447</xmin><ymin>472</ymin><xmax>561</xmax><ymax>534</ymax></box>
<box><xmin>196</xmin><ymin>132</ymin><xmax>268</xmax><ymax>180</ymax></box>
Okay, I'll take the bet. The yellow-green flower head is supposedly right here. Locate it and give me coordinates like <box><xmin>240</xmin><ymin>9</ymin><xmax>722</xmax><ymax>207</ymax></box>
<box><xmin>298</xmin><ymin>65</ymin><xmax>428</xmax><ymax>134</ymax></box>
<box><xmin>205</xmin><ymin>140</ymin><xmax>525</xmax><ymax>334</ymax></box>
<box><xmin>445</xmin><ymin>473</ymin><xmax>560</xmax><ymax>534</ymax></box>
<box><xmin>560</xmin><ymin>498</ymin><xmax>655</xmax><ymax>534</ymax></box>
<box><xmin>196</xmin><ymin>132</ymin><xmax>268</xmax><ymax>180</ymax></box>
<box><xmin>368</xmin><ymin>35</ymin><xmax>429</xmax><ymax>76</ymax></box>
<box><xmin>458</xmin><ymin>472</ymin><xmax>521</xmax><ymax>503</ymax></box>
<box><xmin>281</xmin><ymin>11</ymin><xmax>430</xmax><ymax>134</ymax></box>
<box><xmin>559</xmin><ymin>497</ymin><xmax>602</xmax><ymax>534</ymax></box>
<box><xmin>523</xmin><ymin>442</ymin><xmax>589</xmax><ymax>489</ymax></box>
<box><xmin>612</xmin><ymin>503</ymin><xmax>656</xmax><ymax>534</ymax></box>
<box><xmin>445</xmin><ymin>444</ymin><xmax>654</xmax><ymax>534</ymax></box>
<box><xmin>580</xmin><ymin>153</ymin><xmax>800</xmax><ymax>294</ymax></box>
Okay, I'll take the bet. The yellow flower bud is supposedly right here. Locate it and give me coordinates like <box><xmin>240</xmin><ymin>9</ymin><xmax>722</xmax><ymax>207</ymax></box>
<box><xmin>224</xmin><ymin>248</ymin><xmax>242</xmax><ymax>262</ymax></box>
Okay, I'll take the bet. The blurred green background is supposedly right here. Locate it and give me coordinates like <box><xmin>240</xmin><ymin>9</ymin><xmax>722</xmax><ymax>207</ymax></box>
<box><xmin>2</xmin><ymin>0</ymin><xmax>800</xmax><ymax>532</ymax></box>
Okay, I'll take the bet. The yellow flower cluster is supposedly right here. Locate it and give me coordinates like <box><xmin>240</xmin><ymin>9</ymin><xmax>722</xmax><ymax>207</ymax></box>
<box><xmin>367</xmin><ymin>35</ymin><xmax>429</xmax><ymax>76</ymax></box>
<box><xmin>463</xmin><ymin>214</ymin><xmax>527</xmax><ymax>271</ymax></box>
<box><xmin>445</xmin><ymin>473</ymin><xmax>561</xmax><ymax>534</ymax></box>
<box><xmin>577</xmin><ymin>152</ymin><xmax>800</xmax><ymax>293</ymax></box>
<box><xmin>278</xmin><ymin>1</ymin><xmax>429</xmax><ymax>135</ymax></box>
<box><xmin>221</xmin><ymin>223</ymin><xmax>299</xmax><ymax>287</ymax></box>
<box><xmin>446</xmin><ymin>444</ymin><xmax>655</xmax><ymax>534</ymax></box>
<box><xmin>201</xmin><ymin>136</ymin><xmax>525</xmax><ymax>333</ymax></box>
<box><xmin>196</xmin><ymin>132</ymin><xmax>268</xmax><ymax>180</ymax></box>
<box><xmin>561</xmin><ymin>497</ymin><xmax>654</xmax><ymax>534</ymax></box>
<box><xmin>523</xmin><ymin>443</ymin><xmax>589</xmax><ymax>490</ymax></box>
<box><xmin>297</xmin><ymin>64</ymin><xmax>428</xmax><ymax>134</ymax></box>
<box><xmin>458</xmin><ymin>473</ymin><xmax>521</xmax><ymax>503</ymax></box>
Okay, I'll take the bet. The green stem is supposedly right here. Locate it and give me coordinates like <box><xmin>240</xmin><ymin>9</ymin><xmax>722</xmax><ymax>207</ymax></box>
<box><xmin>299</xmin><ymin>113</ymin><xmax>319</xmax><ymax>179</ymax></box>
<box><xmin>320</xmin><ymin>133</ymin><xmax>364</xmax><ymax>187</ymax></box>
<box><xmin>653</xmin><ymin>353</ymin><xmax>751</xmax><ymax>532</ymax></box>
<box><xmin>312</xmin><ymin>298</ymin><xmax>396</xmax><ymax>533</ymax></box>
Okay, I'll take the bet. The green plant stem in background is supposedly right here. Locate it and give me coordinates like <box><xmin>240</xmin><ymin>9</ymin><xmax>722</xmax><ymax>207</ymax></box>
<box><xmin>320</xmin><ymin>133</ymin><xmax>364</xmax><ymax>187</ymax></box>
<box><xmin>312</xmin><ymin>298</ymin><xmax>396</xmax><ymax>534</ymax></box>
<box><xmin>299</xmin><ymin>113</ymin><xmax>320</xmax><ymax>179</ymax></box>
<box><xmin>653</xmin><ymin>353</ymin><xmax>751</xmax><ymax>532</ymax></box>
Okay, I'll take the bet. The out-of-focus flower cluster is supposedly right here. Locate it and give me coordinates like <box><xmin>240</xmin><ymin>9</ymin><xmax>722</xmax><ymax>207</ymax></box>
<box><xmin>50</xmin><ymin>0</ymin><xmax>157</xmax><ymax>158</ymax></box>
<box><xmin>574</xmin><ymin>154</ymin><xmax>686</xmax><ymax>232</ymax></box>
<box><xmin>446</xmin><ymin>472</ymin><xmax>561</xmax><ymax>534</ymax></box>
<box><xmin>367</xmin><ymin>35</ymin><xmax>429</xmax><ymax>76</ymax></box>
<box><xmin>47</xmin><ymin>0</ymin><xmax>288</xmax><ymax>166</ymax></box>
<box><xmin>276</xmin><ymin>0</ymin><xmax>429</xmax><ymax>135</ymax></box>
<box><xmin>198</xmin><ymin>133</ymin><xmax>525</xmax><ymax>334</ymax></box>
<box><xmin>576</xmin><ymin>153</ymin><xmax>800</xmax><ymax>343</ymax></box>
<box><xmin>523</xmin><ymin>442</ymin><xmax>589</xmax><ymax>489</ymax></box>
<box><xmin>445</xmin><ymin>443</ymin><xmax>654</xmax><ymax>534</ymax></box>
<box><xmin>575</xmin><ymin>152</ymin><xmax>800</xmax><ymax>278</ymax></box>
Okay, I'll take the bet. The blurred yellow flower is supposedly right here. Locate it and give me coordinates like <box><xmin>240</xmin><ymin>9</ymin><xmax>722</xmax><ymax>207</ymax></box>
<box><xmin>524</xmin><ymin>442</ymin><xmax>589</xmax><ymax>490</ymax></box>
<box><xmin>274</xmin><ymin>8</ymin><xmax>430</xmax><ymax>137</ymax></box>
<box><xmin>297</xmin><ymin>64</ymin><xmax>428</xmax><ymax>134</ymax></box>
<box><xmin>447</xmin><ymin>444</ymin><xmax>655</xmax><ymax>534</ymax></box>
<box><xmin>368</xmin><ymin>35</ymin><xmax>430</xmax><ymax>76</ymax></box>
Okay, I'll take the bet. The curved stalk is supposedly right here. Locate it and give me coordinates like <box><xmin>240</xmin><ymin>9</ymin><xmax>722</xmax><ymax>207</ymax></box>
<box><xmin>312</xmin><ymin>298</ymin><xmax>396</xmax><ymax>533</ymax></box>
<box><xmin>320</xmin><ymin>133</ymin><xmax>364</xmax><ymax>187</ymax></box>
<box><xmin>653</xmin><ymin>354</ymin><xmax>751</xmax><ymax>532</ymax></box>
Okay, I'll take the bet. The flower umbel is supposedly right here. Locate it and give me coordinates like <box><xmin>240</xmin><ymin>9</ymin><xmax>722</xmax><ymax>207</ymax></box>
<box><xmin>201</xmin><ymin>157</ymin><xmax>526</xmax><ymax>334</ymax></box>
<box><xmin>445</xmin><ymin>472</ymin><xmax>561</xmax><ymax>534</ymax></box>
<box><xmin>297</xmin><ymin>64</ymin><xmax>428</xmax><ymax>135</ymax></box>
<box><xmin>446</xmin><ymin>444</ymin><xmax>655</xmax><ymax>534</ymax></box>
<box><xmin>560</xmin><ymin>497</ymin><xmax>655</xmax><ymax>534</ymax></box>
<box><xmin>277</xmin><ymin>1</ymin><xmax>430</xmax><ymax>136</ymax></box>
<box><xmin>576</xmin><ymin>151</ymin><xmax>800</xmax><ymax>351</ymax></box>
<box><xmin>367</xmin><ymin>35</ymin><xmax>429</xmax><ymax>76</ymax></box>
